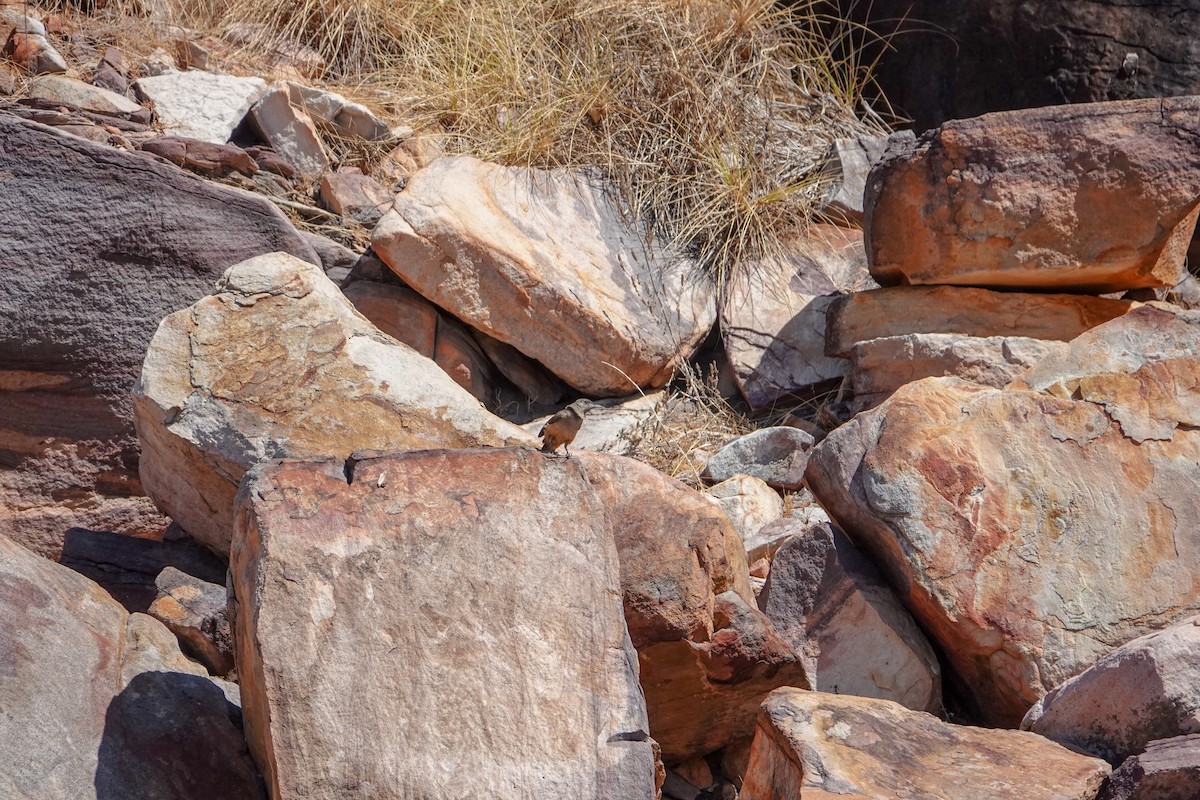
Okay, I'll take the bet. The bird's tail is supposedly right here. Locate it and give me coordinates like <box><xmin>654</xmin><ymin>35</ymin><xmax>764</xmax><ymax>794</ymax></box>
<box><xmin>540</xmin><ymin>439</ymin><xmax>555</xmax><ymax>453</ymax></box>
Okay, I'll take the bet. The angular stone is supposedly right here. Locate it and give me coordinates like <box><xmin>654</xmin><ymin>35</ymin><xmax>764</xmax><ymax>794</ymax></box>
<box><xmin>759</xmin><ymin>521</ymin><xmax>943</xmax><ymax>713</ymax></box>
<box><xmin>826</xmin><ymin>285</ymin><xmax>1133</xmax><ymax>358</ymax></box>
<box><xmin>231</xmin><ymin>452</ymin><xmax>657</xmax><ymax>799</ymax></box>
<box><xmin>139</xmin><ymin>135</ymin><xmax>258</xmax><ymax>177</ymax></box>
<box><xmin>702</xmin><ymin>427</ymin><xmax>814</xmax><ymax>490</ymax></box>
<box><xmin>1022</xmin><ymin>616</ymin><xmax>1200</xmax><ymax>764</ymax></box>
<box><xmin>578</xmin><ymin>452</ymin><xmax>809</xmax><ymax>761</ymax></box>
<box><xmin>300</xmin><ymin>231</ymin><xmax>357</xmax><ymax>274</ymax></box>
<box><xmin>705</xmin><ymin>474</ymin><xmax>784</xmax><ymax>546</ymax></box>
<box><xmin>1097</xmin><ymin>735</ymin><xmax>1200</xmax><ymax>800</ymax></box>
<box><xmin>0</xmin><ymin>115</ymin><xmax>316</xmax><ymax>558</ymax></box>
<box><xmin>247</xmin><ymin>82</ymin><xmax>329</xmax><ymax>180</ymax></box>
<box><xmin>744</xmin><ymin>506</ymin><xmax>830</xmax><ymax>565</ymax></box>
<box><xmin>133</xmin><ymin>253</ymin><xmax>532</xmax><ymax>555</ymax></box>
<box><xmin>850</xmin><ymin>333</ymin><xmax>1070</xmax><ymax>409</ymax></box>
<box><xmin>26</xmin><ymin>73</ymin><xmax>143</xmax><ymax>115</ymax></box>
<box><xmin>806</xmin><ymin>306</ymin><xmax>1200</xmax><ymax>725</ymax></box>
<box><xmin>0</xmin><ymin>533</ymin><xmax>264</xmax><ymax>800</ymax></box>
<box><xmin>149</xmin><ymin>566</ymin><xmax>235</xmax><ymax>676</ymax></box>
<box><xmin>866</xmin><ymin>97</ymin><xmax>1200</xmax><ymax>292</ymax></box>
<box><xmin>740</xmin><ymin>689</ymin><xmax>1109</xmax><ymax>800</ymax></box>
<box><xmin>373</xmin><ymin>156</ymin><xmax>716</xmax><ymax>396</ymax></box>
<box><xmin>818</xmin><ymin>134</ymin><xmax>890</xmax><ymax>225</ymax></box>
<box><xmin>2</xmin><ymin>28</ymin><xmax>66</xmax><ymax>75</ymax></box>
<box><xmin>318</xmin><ymin>167</ymin><xmax>390</xmax><ymax>223</ymax></box>
<box><xmin>286</xmin><ymin>81</ymin><xmax>391</xmax><ymax>140</ymax></box>
<box><xmin>720</xmin><ymin>225</ymin><xmax>872</xmax><ymax>409</ymax></box>
<box><xmin>135</xmin><ymin>70</ymin><xmax>267</xmax><ymax>143</ymax></box>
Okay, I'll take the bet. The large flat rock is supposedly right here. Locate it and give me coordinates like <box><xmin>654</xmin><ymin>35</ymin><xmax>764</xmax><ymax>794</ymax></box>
<box><xmin>825</xmin><ymin>285</ymin><xmax>1132</xmax><ymax>358</ymax></box>
<box><xmin>231</xmin><ymin>451</ymin><xmax>656</xmax><ymax>799</ymax></box>
<box><xmin>0</xmin><ymin>533</ymin><xmax>263</xmax><ymax>800</ymax></box>
<box><xmin>133</xmin><ymin>253</ymin><xmax>533</xmax><ymax>555</ymax></box>
<box><xmin>372</xmin><ymin>156</ymin><xmax>716</xmax><ymax>396</ymax></box>
<box><xmin>134</xmin><ymin>71</ymin><xmax>267</xmax><ymax>143</ymax></box>
<box><xmin>740</xmin><ymin>689</ymin><xmax>1109</xmax><ymax>799</ymax></box>
<box><xmin>865</xmin><ymin>96</ymin><xmax>1200</xmax><ymax>292</ymax></box>
<box><xmin>806</xmin><ymin>306</ymin><xmax>1200</xmax><ymax>725</ymax></box>
<box><xmin>0</xmin><ymin>114</ymin><xmax>316</xmax><ymax>558</ymax></box>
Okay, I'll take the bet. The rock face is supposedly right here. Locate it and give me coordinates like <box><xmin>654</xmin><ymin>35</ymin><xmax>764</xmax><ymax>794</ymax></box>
<box><xmin>1097</xmin><ymin>735</ymin><xmax>1200</xmax><ymax>800</ymax></box>
<box><xmin>134</xmin><ymin>253</ymin><xmax>533</xmax><ymax>555</ymax></box>
<box><xmin>866</xmin><ymin>98</ymin><xmax>1200</xmax><ymax>293</ymax></box>
<box><xmin>825</xmin><ymin>286</ymin><xmax>1132</xmax><ymax>358</ymax></box>
<box><xmin>149</xmin><ymin>566</ymin><xmax>235</xmax><ymax>676</ymax></box>
<box><xmin>806</xmin><ymin>306</ymin><xmax>1200</xmax><ymax>725</ymax></box>
<box><xmin>134</xmin><ymin>71</ymin><xmax>267</xmax><ymax>143</ymax></box>
<box><xmin>839</xmin><ymin>0</ymin><xmax>1200</xmax><ymax>130</ymax></box>
<box><xmin>0</xmin><ymin>533</ymin><xmax>264</xmax><ymax>800</ymax></box>
<box><xmin>758</xmin><ymin>522</ymin><xmax>943</xmax><ymax>714</ymax></box>
<box><xmin>27</xmin><ymin>73</ymin><xmax>143</xmax><ymax>115</ymax></box>
<box><xmin>373</xmin><ymin>156</ymin><xmax>716</xmax><ymax>396</ymax></box>
<box><xmin>705</xmin><ymin>475</ymin><xmax>783</xmax><ymax>547</ymax></box>
<box><xmin>720</xmin><ymin>225</ymin><xmax>872</xmax><ymax>409</ymax></box>
<box><xmin>231</xmin><ymin>451</ymin><xmax>657</xmax><ymax>800</ymax></box>
<box><xmin>740</xmin><ymin>689</ymin><xmax>1110</xmax><ymax>800</ymax></box>
<box><xmin>850</xmin><ymin>333</ymin><xmax>1069</xmax><ymax>409</ymax></box>
<box><xmin>577</xmin><ymin>452</ymin><xmax>809</xmax><ymax>761</ymax></box>
<box><xmin>0</xmin><ymin>114</ymin><xmax>316</xmax><ymax>558</ymax></box>
<box><xmin>247</xmin><ymin>83</ymin><xmax>329</xmax><ymax>181</ymax></box>
<box><xmin>1022</xmin><ymin>616</ymin><xmax>1200</xmax><ymax>764</ymax></box>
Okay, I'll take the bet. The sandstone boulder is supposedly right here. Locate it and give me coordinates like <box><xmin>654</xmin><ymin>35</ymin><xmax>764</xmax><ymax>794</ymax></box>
<box><xmin>806</xmin><ymin>306</ymin><xmax>1200</xmax><ymax>725</ymax></box>
<box><xmin>0</xmin><ymin>533</ymin><xmax>263</xmax><ymax>800</ymax></box>
<box><xmin>705</xmin><ymin>475</ymin><xmax>783</xmax><ymax>546</ymax></box>
<box><xmin>149</xmin><ymin>566</ymin><xmax>235</xmax><ymax>676</ymax></box>
<box><xmin>1022</xmin><ymin>616</ymin><xmax>1200</xmax><ymax>764</ymax></box>
<box><xmin>744</xmin><ymin>506</ymin><xmax>830</xmax><ymax>566</ymax></box>
<box><xmin>373</xmin><ymin>156</ymin><xmax>716</xmax><ymax>396</ymax></box>
<box><xmin>577</xmin><ymin>452</ymin><xmax>809</xmax><ymax>761</ymax></box>
<box><xmin>26</xmin><ymin>73</ymin><xmax>142</xmax><ymax>115</ymax></box>
<box><xmin>740</xmin><ymin>689</ymin><xmax>1109</xmax><ymax>800</ymax></box>
<box><xmin>134</xmin><ymin>253</ymin><xmax>533</xmax><ymax>555</ymax></box>
<box><xmin>758</xmin><ymin>521</ymin><xmax>942</xmax><ymax>713</ymax></box>
<box><xmin>825</xmin><ymin>285</ymin><xmax>1132</xmax><ymax>358</ymax></box>
<box><xmin>1096</xmin><ymin>735</ymin><xmax>1200</xmax><ymax>800</ymax></box>
<box><xmin>318</xmin><ymin>167</ymin><xmax>391</xmax><ymax>223</ymax></box>
<box><xmin>866</xmin><ymin>97</ymin><xmax>1200</xmax><ymax>292</ymax></box>
<box><xmin>720</xmin><ymin>225</ymin><xmax>871</xmax><ymax>409</ymax></box>
<box><xmin>850</xmin><ymin>333</ymin><xmax>1069</xmax><ymax>410</ymax></box>
<box><xmin>0</xmin><ymin>114</ymin><xmax>316</xmax><ymax>558</ymax></box>
<box><xmin>248</xmin><ymin>83</ymin><xmax>329</xmax><ymax>181</ymax></box>
<box><xmin>231</xmin><ymin>451</ymin><xmax>656</xmax><ymax>799</ymax></box>
<box><xmin>134</xmin><ymin>71</ymin><xmax>267</xmax><ymax>143</ymax></box>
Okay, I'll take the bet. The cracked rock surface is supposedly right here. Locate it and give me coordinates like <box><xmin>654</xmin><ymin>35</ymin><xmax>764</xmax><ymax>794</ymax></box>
<box><xmin>806</xmin><ymin>305</ymin><xmax>1200</xmax><ymax>725</ymax></box>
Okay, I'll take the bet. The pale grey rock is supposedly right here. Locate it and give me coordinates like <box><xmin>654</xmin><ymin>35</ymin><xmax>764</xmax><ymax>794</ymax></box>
<box><xmin>286</xmin><ymin>81</ymin><xmax>391</xmax><ymax>140</ymax></box>
<box><xmin>248</xmin><ymin>82</ymin><xmax>329</xmax><ymax>180</ymax></box>
<box><xmin>702</xmin><ymin>427</ymin><xmax>814</xmax><ymax>490</ymax></box>
<box><xmin>705</xmin><ymin>475</ymin><xmax>784</xmax><ymax>547</ymax></box>
<box><xmin>819</xmin><ymin>134</ymin><xmax>889</xmax><ymax>225</ymax></box>
<box><xmin>135</xmin><ymin>70</ymin><xmax>268</xmax><ymax>143</ymax></box>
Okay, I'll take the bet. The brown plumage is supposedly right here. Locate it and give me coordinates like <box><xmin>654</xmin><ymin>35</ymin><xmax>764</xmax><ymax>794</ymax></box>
<box><xmin>538</xmin><ymin>399</ymin><xmax>598</xmax><ymax>457</ymax></box>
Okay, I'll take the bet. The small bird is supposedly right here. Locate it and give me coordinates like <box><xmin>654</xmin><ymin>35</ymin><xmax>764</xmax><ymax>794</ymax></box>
<box><xmin>538</xmin><ymin>399</ymin><xmax>599</xmax><ymax>458</ymax></box>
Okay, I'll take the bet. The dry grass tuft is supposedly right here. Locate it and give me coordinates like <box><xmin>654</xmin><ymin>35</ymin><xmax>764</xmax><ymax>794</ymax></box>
<box><xmin>49</xmin><ymin>0</ymin><xmax>890</xmax><ymax>291</ymax></box>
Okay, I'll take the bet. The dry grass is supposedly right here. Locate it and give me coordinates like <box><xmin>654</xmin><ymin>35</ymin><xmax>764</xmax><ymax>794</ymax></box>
<box><xmin>46</xmin><ymin>0</ymin><xmax>890</xmax><ymax>291</ymax></box>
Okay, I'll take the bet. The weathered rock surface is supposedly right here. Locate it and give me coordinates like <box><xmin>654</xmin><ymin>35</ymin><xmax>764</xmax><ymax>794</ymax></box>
<box><xmin>231</xmin><ymin>452</ymin><xmax>657</xmax><ymax>799</ymax></box>
<box><xmin>342</xmin><ymin>279</ymin><xmax>508</xmax><ymax>407</ymax></box>
<box><xmin>705</xmin><ymin>474</ymin><xmax>783</xmax><ymax>547</ymax></box>
<box><xmin>1022</xmin><ymin>616</ymin><xmax>1200</xmax><ymax>764</ymax></box>
<box><xmin>825</xmin><ymin>285</ymin><xmax>1132</xmax><ymax>358</ymax></box>
<box><xmin>318</xmin><ymin>167</ymin><xmax>390</xmax><ymax>222</ymax></box>
<box><xmin>140</xmin><ymin>135</ymin><xmax>259</xmax><ymax>178</ymax></box>
<box><xmin>578</xmin><ymin>452</ymin><xmax>809</xmax><ymax>761</ymax></box>
<box><xmin>26</xmin><ymin>73</ymin><xmax>142</xmax><ymax>115</ymax></box>
<box><xmin>744</xmin><ymin>506</ymin><xmax>829</xmax><ymax>566</ymax></box>
<box><xmin>134</xmin><ymin>253</ymin><xmax>533</xmax><ymax>555</ymax></box>
<box><xmin>866</xmin><ymin>97</ymin><xmax>1200</xmax><ymax>292</ymax></box>
<box><xmin>0</xmin><ymin>114</ymin><xmax>316</xmax><ymax>558</ymax></box>
<box><xmin>1096</xmin><ymin>735</ymin><xmax>1200</xmax><ymax>800</ymax></box>
<box><xmin>740</xmin><ymin>689</ymin><xmax>1110</xmax><ymax>800</ymax></box>
<box><xmin>149</xmin><ymin>566</ymin><xmax>235</xmax><ymax>676</ymax></box>
<box><xmin>850</xmin><ymin>333</ymin><xmax>1069</xmax><ymax>409</ymax></box>
<box><xmin>806</xmin><ymin>306</ymin><xmax>1200</xmax><ymax>725</ymax></box>
<box><xmin>1</xmin><ymin>12</ymin><xmax>65</xmax><ymax>75</ymax></box>
<box><xmin>818</xmin><ymin>135</ymin><xmax>890</xmax><ymax>225</ymax></box>
<box><xmin>0</xmin><ymin>533</ymin><xmax>263</xmax><ymax>800</ymax></box>
<box><xmin>286</xmin><ymin>81</ymin><xmax>391</xmax><ymax>140</ymax></box>
<box><xmin>135</xmin><ymin>70</ymin><xmax>267</xmax><ymax>143</ymax></box>
<box><xmin>720</xmin><ymin>225</ymin><xmax>872</xmax><ymax>409</ymax></box>
<box><xmin>248</xmin><ymin>82</ymin><xmax>329</xmax><ymax>180</ymax></box>
<box><xmin>758</xmin><ymin>521</ymin><xmax>942</xmax><ymax>713</ymax></box>
<box><xmin>373</xmin><ymin>156</ymin><xmax>716</xmax><ymax>396</ymax></box>
<box><xmin>702</xmin><ymin>427</ymin><xmax>814</xmax><ymax>491</ymax></box>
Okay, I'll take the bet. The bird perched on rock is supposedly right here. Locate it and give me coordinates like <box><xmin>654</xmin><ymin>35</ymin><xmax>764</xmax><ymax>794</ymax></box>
<box><xmin>539</xmin><ymin>399</ymin><xmax>599</xmax><ymax>458</ymax></box>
